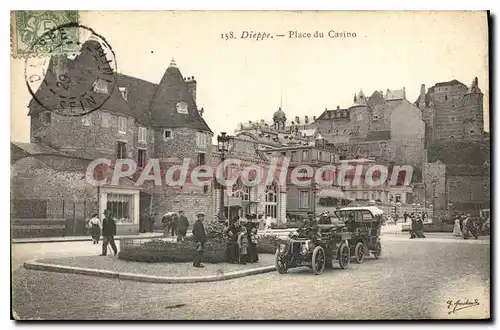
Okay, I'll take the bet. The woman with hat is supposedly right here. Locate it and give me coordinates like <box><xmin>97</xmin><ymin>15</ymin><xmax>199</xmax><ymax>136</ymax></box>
<box><xmin>88</xmin><ymin>213</ymin><xmax>101</xmax><ymax>244</ymax></box>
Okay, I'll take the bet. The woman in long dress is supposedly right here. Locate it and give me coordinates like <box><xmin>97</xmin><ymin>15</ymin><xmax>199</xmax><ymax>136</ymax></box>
<box><xmin>88</xmin><ymin>214</ymin><xmax>101</xmax><ymax>244</ymax></box>
<box><xmin>453</xmin><ymin>218</ymin><xmax>462</xmax><ymax>237</ymax></box>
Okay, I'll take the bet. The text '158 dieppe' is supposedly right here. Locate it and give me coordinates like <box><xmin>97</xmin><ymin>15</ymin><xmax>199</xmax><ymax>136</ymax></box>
<box><xmin>220</xmin><ymin>30</ymin><xmax>357</xmax><ymax>41</ymax></box>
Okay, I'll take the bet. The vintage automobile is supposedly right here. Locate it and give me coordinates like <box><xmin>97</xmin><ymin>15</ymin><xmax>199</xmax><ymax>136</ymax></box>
<box><xmin>334</xmin><ymin>206</ymin><xmax>384</xmax><ymax>263</ymax></box>
<box><xmin>275</xmin><ymin>220</ymin><xmax>353</xmax><ymax>275</ymax></box>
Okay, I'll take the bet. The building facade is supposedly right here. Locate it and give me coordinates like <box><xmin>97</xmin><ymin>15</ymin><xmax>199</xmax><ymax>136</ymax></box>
<box><xmin>16</xmin><ymin>38</ymin><xmax>214</xmax><ymax>233</ymax></box>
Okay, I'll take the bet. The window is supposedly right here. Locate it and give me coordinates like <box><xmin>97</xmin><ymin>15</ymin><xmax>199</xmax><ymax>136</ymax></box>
<box><xmin>40</xmin><ymin>111</ymin><xmax>51</xmax><ymax>124</ymax></box>
<box><xmin>395</xmin><ymin>195</ymin><xmax>402</xmax><ymax>203</ymax></box>
<box><xmin>302</xmin><ymin>150</ymin><xmax>309</xmax><ymax>161</ymax></box>
<box><xmin>118</xmin><ymin>117</ymin><xmax>127</xmax><ymax>134</ymax></box>
<box><xmin>470</xmin><ymin>130</ymin><xmax>475</xmax><ymax>134</ymax></box>
<box><xmin>93</xmin><ymin>79</ymin><xmax>108</xmax><ymax>94</ymax></box>
<box><xmin>106</xmin><ymin>193</ymin><xmax>133</xmax><ymax>223</ymax></box>
<box><xmin>138</xmin><ymin>127</ymin><xmax>147</xmax><ymax>143</ymax></box>
<box><xmin>117</xmin><ymin>141</ymin><xmax>127</xmax><ymax>159</ymax></box>
<box><xmin>357</xmin><ymin>113</ymin><xmax>363</xmax><ymax>121</ymax></box>
<box><xmin>197</xmin><ymin>153</ymin><xmax>205</xmax><ymax>166</ymax></box>
<box><xmin>176</xmin><ymin>101</ymin><xmax>188</xmax><ymax>114</ymax></box>
<box><xmin>291</xmin><ymin>151</ymin><xmax>297</xmax><ymax>162</ymax></box>
<box><xmin>444</xmin><ymin>95</ymin><xmax>448</xmax><ymax>101</ymax></box>
<box><xmin>119</xmin><ymin>87</ymin><xmax>128</xmax><ymax>101</ymax></box>
<box><xmin>318</xmin><ymin>151</ymin><xmax>323</xmax><ymax>161</ymax></box>
<box><xmin>137</xmin><ymin>149</ymin><xmax>146</xmax><ymax>167</ymax></box>
<box><xmin>450</xmin><ymin>117</ymin><xmax>455</xmax><ymax>123</ymax></box>
<box><xmin>163</xmin><ymin>129</ymin><xmax>173</xmax><ymax>140</ymax></box>
<box><xmin>196</xmin><ymin>132</ymin><xmax>207</xmax><ymax>148</ymax></box>
<box><xmin>265</xmin><ymin>183</ymin><xmax>278</xmax><ymax>219</ymax></box>
<box><xmin>150</xmin><ymin>129</ymin><xmax>155</xmax><ymax>143</ymax></box>
<box><xmin>299</xmin><ymin>190</ymin><xmax>310</xmax><ymax>209</ymax></box>
<box><xmin>373</xmin><ymin>115</ymin><xmax>379</xmax><ymax>121</ymax></box>
<box><xmin>101</xmin><ymin>113</ymin><xmax>110</xmax><ymax>128</ymax></box>
<box><xmin>82</xmin><ymin>115</ymin><xmax>91</xmax><ymax>126</ymax></box>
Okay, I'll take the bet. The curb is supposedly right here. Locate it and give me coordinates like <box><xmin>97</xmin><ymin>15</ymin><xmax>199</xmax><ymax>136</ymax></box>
<box><xmin>12</xmin><ymin>234</ymin><xmax>165</xmax><ymax>244</ymax></box>
<box><xmin>23</xmin><ymin>260</ymin><xmax>276</xmax><ymax>284</ymax></box>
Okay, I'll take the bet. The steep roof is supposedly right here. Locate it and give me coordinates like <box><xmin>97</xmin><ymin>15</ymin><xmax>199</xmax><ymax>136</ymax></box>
<box><xmin>28</xmin><ymin>42</ymin><xmax>212</xmax><ymax>132</ymax></box>
<box><xmin>433</xmin><ymin>79</ymin><xmax>466</xmax><ymax>88</ymax></box>
<box><xmin>149</xmin><ymin>64</ymin><xmax>211</xmax><ymax>132</ymax></box>
<box><xmin>367</xmin><ymin>91</ymin><xmax>385</xmax><ymax>106</ymax></box>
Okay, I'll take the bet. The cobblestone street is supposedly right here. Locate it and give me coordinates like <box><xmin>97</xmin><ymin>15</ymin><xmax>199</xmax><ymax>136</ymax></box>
<box><xmin>12</xmin><ymin>237</ymin><xmax>490</xmax><ymax>320</ymax></box>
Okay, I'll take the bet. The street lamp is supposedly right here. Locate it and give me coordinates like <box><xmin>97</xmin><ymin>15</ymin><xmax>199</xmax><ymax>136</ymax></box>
<box><xmin>217</xmin><ymin>132</ymin><xmax>232</xmax><ymax>221</ymax></box>
<box><xmin>431</xmin><ymin>180</ymin><xmax>437</xmax><ymax>216</ymax></box>
<box><xmin>312</xmin><ymin>183</ymin><xmax>319</xmax><ymax>216</ymax></box>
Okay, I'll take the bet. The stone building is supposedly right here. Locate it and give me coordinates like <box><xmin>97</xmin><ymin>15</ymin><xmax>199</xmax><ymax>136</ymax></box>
<box><xmin>14</xmin><ymin>38</ymin><xmax>213</xmax><ymax>234</ymax></box>
<box><xmin>415</xmin><ymin>78</ymin><xmax>490</xmax><ymax>216</ymax></box>
<box><xmin>312</xmin><ymin>88</ymin><xmax>425</xmax><ymax>168</ymax></box>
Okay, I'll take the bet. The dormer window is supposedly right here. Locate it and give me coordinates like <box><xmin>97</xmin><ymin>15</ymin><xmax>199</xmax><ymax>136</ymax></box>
<box><xmin>119</xmin><ymin>87</ymin><xmax>128</xmax><ymax>101</ymax></box>
<box><xmin>92</xmin><ymin>79</ymin><xmax>108</xmax><ymax>94</ymax></box>
<box><xmin>163</xmin><ymin>129</ymin><xmax>173</xmax><ymax>140</ymax></box>
<box><xmin>176</xmin><ymin>101</ymin><xmax>188</xmax><ymax>114</ymax></box>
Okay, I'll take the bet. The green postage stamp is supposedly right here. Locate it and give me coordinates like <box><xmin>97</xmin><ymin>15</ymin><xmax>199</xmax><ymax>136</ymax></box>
<box><xmin>11</xmin><ymin>10</ymin><xmax>80</xmax><ymax>57</ymax></box>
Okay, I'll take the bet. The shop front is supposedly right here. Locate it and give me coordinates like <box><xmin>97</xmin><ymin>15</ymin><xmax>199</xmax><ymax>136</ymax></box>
<box><xmin>99</xmin><ymin>186</ymin><xmax>140</xmax><ymax>235</ymax></box>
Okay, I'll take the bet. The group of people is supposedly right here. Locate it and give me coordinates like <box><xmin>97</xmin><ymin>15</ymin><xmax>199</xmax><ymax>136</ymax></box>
<box><xmin>409</xmin><ymin>213</ymin><xmax>426</xmax><ymax>239</ymax></box>
<box><xmin>162</xmin><ymin>210</ymin><xmax>190</xmax><ymax>242</ymax></box>
<box><xmin>87</xmin><ymin>209</ymin><xmax>119</xmax><ymax>256</ymax></box>
<box><xmin>403</xmin><ymin>212</ymin><xmax>427</xmax><ymax>223</ymax></box>
<box><xmin>452</xmin><ymin>214</ymin><xmax>488</xmax><ymax>239</ymax></box>
<box><xmin>225</xmin><ymin>214</ymin><xmax>260</xmax><ymax>264</ymax></box>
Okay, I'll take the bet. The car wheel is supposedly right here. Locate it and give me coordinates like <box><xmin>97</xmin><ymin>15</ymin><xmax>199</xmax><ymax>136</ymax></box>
<box><xmin>354</xmin><ymin>242</ymin><xmax>365</xmax><ymax>264</ymax></box>
<box><xmin>373</xmin><ymin>241</ymin><xmax>382</xmax><ymax>259</ymax></box>
<box><xmin>338</xmin><ymin>241</ymin><xmax>350</xmax><ymax>269</ymax></box>
<box><xmin>311</xmin><ymin>246</ymin><xmax>326</xmax><ymax>275</ymax></box>
<box><xmin>275</xmin><ymin>248</ymin><xmax>288</xmax><ymax>274</ymax></box>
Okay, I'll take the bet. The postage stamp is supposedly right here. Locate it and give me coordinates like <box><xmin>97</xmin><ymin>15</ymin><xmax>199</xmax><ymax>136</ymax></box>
<box><xmin>11</xmin><ymin>10</ymin><xmax>80</xmax><ymax>57</ymax></box>
<box><xmin>24</xmin><ymin>23</ymin><xmax>118</xmax><ymax>116</ymax></box>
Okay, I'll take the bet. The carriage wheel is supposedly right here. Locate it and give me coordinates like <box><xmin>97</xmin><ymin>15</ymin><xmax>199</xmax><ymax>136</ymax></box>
<box><xmin>354</xmin><ymin>242</ymin><xmax>365</xmax><ymax>264</ymax></box>
<box><xmin>338</xmin><ymin>242</ymin><xmax>350</xmax><ymax>269</ymax></box>
<box><xmin>312</xmin><ymin>246</ymin><xmax>326</xmax><ymax>275</ymax></box>
<box><xmin>275</xmin><ymin>249</ymin><xmax>288</xmax><ymax>274</ymax></box>
<box><xmin>373</xmin><ymin>241</ymin><xmax>382</xmax><ymax>259</ymax></box>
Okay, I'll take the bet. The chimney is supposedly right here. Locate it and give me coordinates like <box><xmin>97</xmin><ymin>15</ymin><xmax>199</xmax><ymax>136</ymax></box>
<box><xmin>295</xmin><ymin>116</ymin><xmax>300</xmax><ymax>124</ymax></box>
<box><xmin>419</xmin><ymin>84</ymin><xmax>426</xmax><ymax>108</ymax></box>
<box><xmin>403</xmin><ymin>86</ymin><xmax>406</xmax><ymax>99</ymax></box>
<box><xmin>198</xmin><ymin>107</ymin><xmax>204</xmax><ymax>117</ymax></box>
<box><xmin>313</xmin><ymin>116</ymin><xmax>316</xmax><ymax>121</ymax></box>
<box><xmin>304</xmin><ymin>116</ymin><xmax>309</xmax><ymax>124</ymax></box>
<box><xmin>186</xmin><ymin>76</ymin><xmax>197</xmax><ymax>103</ymax></box>
<box><xmin>337</xmin><ymin>105</ymin><xmax>340</xmax><ymax>110</ymax></box>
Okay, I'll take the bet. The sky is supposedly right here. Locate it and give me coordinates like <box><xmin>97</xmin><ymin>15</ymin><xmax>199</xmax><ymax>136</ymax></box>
<box><xmin>11</xmin><ymin>11</ymin><xmax>489</xmax><ymax>143</ymax></box>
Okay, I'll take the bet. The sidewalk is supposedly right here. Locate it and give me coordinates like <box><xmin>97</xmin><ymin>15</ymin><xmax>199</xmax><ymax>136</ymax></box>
<box><xmin>12</xmin><ymin>232</ymin><xmax>164</xmax><ymax>244</ymax></box>
<box><xmin>24</xmin><ymin>253</ymin><xmax>276</xmax><ymax>284</ymax></box>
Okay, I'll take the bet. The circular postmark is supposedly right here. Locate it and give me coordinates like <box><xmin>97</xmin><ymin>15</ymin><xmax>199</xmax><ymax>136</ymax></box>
<box><xmin>24</xmin><ymin>22</ymin><xmax>117</xmax><ymax>117</ymax></box>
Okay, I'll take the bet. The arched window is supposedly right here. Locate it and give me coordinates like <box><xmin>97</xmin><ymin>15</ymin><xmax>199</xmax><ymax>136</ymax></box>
<box><xmin>265</xmin><ymin>183</ymin><xmax>278</xmax><ymax>219</ymax></box>
<box><xmin>232</xmin><ymin>177</ymin><xmax>251</xmax><ymax>201</ymax></box>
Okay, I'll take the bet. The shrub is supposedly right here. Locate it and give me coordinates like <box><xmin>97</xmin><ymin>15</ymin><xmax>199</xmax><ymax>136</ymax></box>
<box><xmin>119</xmin><ymin>220</ymin><xmax>228</xmax><ymax>263</ymax></box>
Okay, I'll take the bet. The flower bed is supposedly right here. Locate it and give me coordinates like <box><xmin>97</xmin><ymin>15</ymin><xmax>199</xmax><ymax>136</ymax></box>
<box><xmin>257</xmin><ymin>234</ymin><xmax>287</xmax><ymax>254</ymax></box>
<box><xmin>118</xmin><ymin>237</ymin><xmax>228</xmax><ymax>263</ymax></box>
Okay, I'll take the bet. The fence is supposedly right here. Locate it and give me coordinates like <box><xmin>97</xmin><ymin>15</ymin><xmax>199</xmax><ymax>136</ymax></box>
<box><xmin>11</xmin><ymin>199</ymin><xmax>98</xmax><ymax>238</ymax></box>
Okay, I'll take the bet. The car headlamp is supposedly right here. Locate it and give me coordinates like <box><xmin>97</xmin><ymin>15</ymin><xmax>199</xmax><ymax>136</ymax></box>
<box><xmin>300</xmin><ymin>243</ymin><xmax>309</xmax><ymax>255</ymax></box>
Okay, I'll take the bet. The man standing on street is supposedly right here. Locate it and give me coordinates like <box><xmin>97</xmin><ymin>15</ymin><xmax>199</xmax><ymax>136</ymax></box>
<box><xmin>192</xmin><ymin>213</ymin><xmax>207</xmax><ymax>268</ymax></box>
<box><xmin>100</xmin><ymin>209</ymin><xmax>118</xmax><ymax>256</ymax></box>
<box><xmin>177</xmin><ymin>210</ymin><xmax>189</xmax><ymax>242</ymax></box>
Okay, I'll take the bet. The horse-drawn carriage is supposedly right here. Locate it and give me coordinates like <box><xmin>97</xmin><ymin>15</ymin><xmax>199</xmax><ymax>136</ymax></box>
<box><xmin>275</xmin><ymin>206</ymin><xmax>383</xmax><ymax>275</ymax></box>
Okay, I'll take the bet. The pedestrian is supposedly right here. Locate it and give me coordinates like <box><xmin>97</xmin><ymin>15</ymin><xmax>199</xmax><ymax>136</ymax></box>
<box><xmin>192</xmin><ymin>213</ymin><xmax>207</xmax><ymax>268</ymax></box>
<box><xmin>88</xmin><ymin>213</ymin><xmax>101</xmax><ymax>244</ymax></box>
<box><xmin>264</xmin><ymin>214</ymin><xmax>273</xmax><ymax>235</ymax></box>
<box><xmin>100</xmin><ymin>209</ymin><xmax>118</xmax><ymax>256</ymax></box>
<box><xmin>247</xmin><ymin>227</ymin><xmax>259</xmax><ymax>263</ymax></box>
<box><xmin>453</xmin><ymin>217</ymin><xmax>462</xmax><ymax>237</ymax></box>
<box><xmin>410</xmin><ymin>215</ymin><xmax>416</xmax><ymax>239</ymax></box>
<box><xmin>225</xmin><ymin>221</ymin><xmax>240</xmax><ymax>263</ymax></box>
<box><xmin>416</xmin><ymin>215</ymin><xmax>426</xmax><ymax>238</ymax></box>
<box><xmin>171</xmin><ymin>213</ymin><xmax>179</xmax><ymax>237</ymax></box>
<box><xmin>237</xmin><ymin>226</ymin><xmax>249</xmax><ymax>264</ymax></box>
<box><xmin>177</xmin><ymin>210</ymin><xmax>189</xmax><ymax>242</ymax></box>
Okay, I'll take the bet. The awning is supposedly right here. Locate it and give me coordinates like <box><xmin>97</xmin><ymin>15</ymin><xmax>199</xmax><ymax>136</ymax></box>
<box><xmin>317</xmin><ymin>188</ymin><xmax>350</xmax><ymax>200</ymax></box>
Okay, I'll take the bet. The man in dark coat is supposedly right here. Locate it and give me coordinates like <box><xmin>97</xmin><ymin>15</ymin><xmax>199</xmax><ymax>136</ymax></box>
<box><xmin>192</xmin><ymin>213</ymin><xmax>207</xmax><ymax>267</ymax></box>
<box><xmin>225</xmin><ymin>221</ymin><xmax>240</xmax><ymax>263</ymax></box>
<box><xmin>177</xmin><ymin>210</ymin><xmax>189</xmax><ymax>242</ymax></box>
<box><xmin>101</xmin><ymin>209</ymin><xmax>118</xmax><ymax>256</ymax></box>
